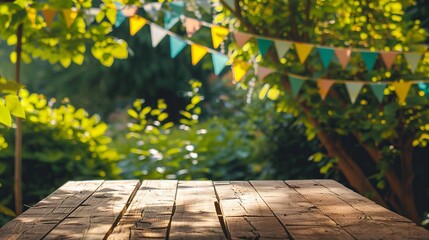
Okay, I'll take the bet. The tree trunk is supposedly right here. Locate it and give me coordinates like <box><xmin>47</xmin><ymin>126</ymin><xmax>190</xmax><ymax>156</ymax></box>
<box><xmin>14</xmin><ymin>23</ymin><xmax>23</xmax><ymax>215</ymax></box>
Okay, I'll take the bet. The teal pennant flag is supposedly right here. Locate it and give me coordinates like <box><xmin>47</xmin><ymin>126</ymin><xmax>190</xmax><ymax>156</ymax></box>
<box><xmin>360</xmin><ymin>52</ymin><xmax>378</xmax><ymax>71</ymax></box>
<box><xmin>317</xmin><ymin>47</ymin><xmax>334</xmax><ymax>69</ymax></box>
<box><xmin>257</xmin><ymin>38</ymin><xmax>272</xmax><ymax>57</ymax></box>
<box><xmin>114</xmin><ymin>2</ymin><xmax>126</xmax><ymax>27</ymax></box>
<box><xmin>289</xmin><ymin>76</ymin><xmax>304</xmax><ymax>97</ymax></box>
<box><xmin>164</xmin><ymin>11</ymin><xmax>180</xmax><ymax>29</ymax></box>
<box><xmin>211</xmin><ymin>53</ymin><xmax>229</xmax><ymax>75</ymax></box>
<box><xmin>170</xmin><ymin>1</ymin><xmax>185</xmax><ymax>15</ymax></box>
<box><xmin>370</xmin><ymin>84</ymin><xmax>386</xmax><ymax>103</ymax></box>
<box><xmin>170</xmin><ymin>36</ymin><xmax>187</xmax><ymax>58</ymax></box>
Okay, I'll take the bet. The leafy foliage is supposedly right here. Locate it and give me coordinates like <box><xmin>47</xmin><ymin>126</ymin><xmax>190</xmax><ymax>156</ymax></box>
<box><xmin>0</xmin><ymin>89</ymin><xmax>121</xmax><ymax>225</ymax></box>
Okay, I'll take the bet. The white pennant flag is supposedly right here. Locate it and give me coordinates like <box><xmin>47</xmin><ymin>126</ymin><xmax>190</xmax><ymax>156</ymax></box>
<box><xmin>150</xmin><ymin>23</ymin><xmax>168</xmax><ymax>47</ymax></box>
<box><xmin>144</xmin><ymin>2</ymin><xmax>162</xmax><ymax>21</ymax></box>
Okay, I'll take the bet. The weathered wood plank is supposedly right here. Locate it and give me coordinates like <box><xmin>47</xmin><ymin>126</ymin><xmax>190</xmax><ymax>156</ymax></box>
<box><xmin>169</xmin><ymin>181</ymin><xmax>225</xmax><ymax>239</ymax></box>
<box><xmin>251</xmin><ymin>180</ymin><xmax>354</xmax><ymax>240</ymax></box>
<box><xmin>287</xmin><ymin>179</ymin><xmax>429</xmax><ymax>239</ymax></box>
<box><xmin>108</xmin><ymin>180</ymin><xmax>177</xmax><ymax>240</ymax></box>
<box><xmin>214</xmin><ymin>181</ymin><xmax>289</xmax><ymax>239</ymax></box>
<box><xmin>0</xmin><ymin>180</ymin><xmax>104</xmax><ymax>240</ymax></box>
<box><xmin>44</xmin><ymin>180</ymin><xmax>140</xmax><ymax>240</ymax></box>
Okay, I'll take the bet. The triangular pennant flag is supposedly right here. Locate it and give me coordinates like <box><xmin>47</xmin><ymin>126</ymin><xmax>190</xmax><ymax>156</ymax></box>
<box><xmin>345</xmin><ymin>82</ymin><xmax>363</xmax><ymax>103</ymax></box>
<box><xmin>170</xmin><ymin>1</ymin><xmax>185</xmax><ymax>15</ymax></box>
<box><xmin>274</xmin><ymin>41</ymin><xmax>291</xmax><ymax>60</ymax></box>
<box><xmin>289</xmin><ymin>76</ymin><xmax>304</xmax><ymax>97</ymax></box>
<box><xmin>115</xmin><ymin>9</ymin><xmax>126</xmax><ymax>27</ymax></box>
<box><xmin>185</xmin><ymin>18</ymin><xmax>202</xmax><ymax>37</ymax></box>
<box><xmin>223</xmin><ymin>0</ymin><xmax>236</xmax><ymax>11</ymax></box>
<box><xmin>404</xmin><ymin>52</ymin><xmax>422</xmax><ymax>73</ymax></box>
<box><xmin>83</xmin><ymin>11</ymin><xmax>95</xmax><ymax>25</ymax></box>
<box><xmin>211</xmin><ymin>53</ymin><xmax>229</xmax><ymax>75</ymax></box>
<box><xmin>150</xmin><ymin>24</ymin><xmax>168</xmax><ymax>47</ymax></box>
<box><xmin>191</xmin><ymin>44</ymin><xmax>208</xmax><ymax>65</ymax></box>
<box><xmin>122</xmin><ymin>6</ymin><xmax>138</xmax><ymax>17</ymax></box>
<box><xmin>257</xmin><ymin>66</ymin><xmax>275</xmax><ymax>80</ymax></box>
<box><xmin>334</xmin><ymin>48</ymin><xmax>352</xmax><ymax>69</ymax></box>
<box><xmin>295</xmin><ymin>43</ymin><xmax>313</xmax><ymax>63</ymax></box>
<box><xmin>370</xmin><ymin>84</ymin><xmax>386</xmax><ymax>103</ymax></box>
<box><xmin>317</xmin><ymin>47</ymin><xmax>334</xmax><ymax>69</ymax></box>
<box><xmin>360</xmin><ymin>52</ymin><xmax>378</xmax><ymax>71</ymax></box>
<box><xmin>234</xmin><ymin>32</ymin><xmax>252</xmax><ymax>48</ymax></box>
<box><xmin>317</xmin><ymin>79</ymin><xmax>335</xmax><ymax>100</ymax></box>
<box><xmin>164</xmin><ymin>11</ymin><xmax>180</xmax><ymax>30</ymax></box>
<box><xmin>144</xmin><ymin>2</ymin><xmax>162</xmax><ymax>21</ymax></box>
<box><xmin>42</xmin><ymin>9</ymin><xmax>56</xmax><ymax>28</ymax></box>
<box><xmin>380</xmin><ymin>52</ymin><xmax>397</xmax><ymax>69</ymax></box>
<box><xmin>170</xmin><ymin>35</ymin><xmax>187</xmax><ymax>58</ymax></box>
<box><xmin>130</xmin><ymin>15</ymin><xmax>147</xmax><ymax>36</ymax></box>
<box><xmin>393</xmin><ymin>82</ymin><xmax>412</xmax><ymax>104</ymax></box>
<box><xmin>232</xmin><ymin>61</ymin><xmax>250</xmax><ymax>82</ymax></box>
<box><xmin>27</xmin><ymin>8</ymin><xmax>37</xmax><ymax>27</ymax></box>
<box><xmin>62</xmin><ymin>9</ymin><xmax>78</xmax><ymax>28</ymax></box>
<box><xmin>196</xmin><ymin>0</ymin><xmax>211</xmax><ymax>12</ymax></box>
<box><xmin>211</xmin><ymin>26</ymin><xmax>229</xmax><ymax>49</ymax></box>
<box><xmin>257</xmin><ymin>38</ymin><xmax>272</xmax><ymax>57</ymax></box>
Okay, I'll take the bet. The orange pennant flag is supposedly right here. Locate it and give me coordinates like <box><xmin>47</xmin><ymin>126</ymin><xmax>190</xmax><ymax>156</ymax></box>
<box><xmin>317</xmin><ymin>79</ymin><xmax>335</xmax><ymax>100</ymax></box>
<box><xmin>62</xmin><ymin>9</ymin><xmax>78</xmax><ymax>28</ymax></box>
<box><xmin>129</xmin><ymin>15</ymin><xmax>147</xmax><ymax>36</ymax></box>
<box><xmin>380</xmin><ymin>52</ymin><xmax>397</xmax><ymax>69</ymax></box>
<box><xmin>211</xmin><ymin>26</ymin><xmax>229</xmax><ymax>49</ymax></box>
<box><xmin>334</xmin><ymin>48</ymin><xmax>352</xmax><ymax>69</ymax></box>
<box><xmin>191</xmin><ymin>44</ymin><xmax>208</xmax><ymax>65</ymax></box>
<box><xmin>185</xmin><ymin>18</ymin><xmax>202</xmax><ymax>37</ymax></box>
<box><xmin>233</xmin><ymin>61</ymin><xmax>250</xmax><ymax>82</ymax></box>
<box><xmin>27</xmin><ymin>8</ymin><xmax>37</xmax><ymax>27</ymax></box>
<box><xmin>393</xmin><ymin>82</ymin><xmax>412</xmax><ymax>104</ymax></box>
<box><xmin>295</xmin><ymin>43</ymin><xmax>313</xmax><ymax>63</ymax></box>
<box><xmin>42</xmin><ymin>9</ymin><xmax>56</xmax><ymax>28</ymax></box>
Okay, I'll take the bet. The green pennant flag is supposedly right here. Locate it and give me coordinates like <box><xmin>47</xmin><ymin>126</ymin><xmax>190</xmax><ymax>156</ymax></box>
<box><xmin>257</xmin><ymin>38</ymin><xmax>272</xmax><ymax>57</ymax></box>
<box><xmin>317</xmin><ymin>47</ymin><xmax>334</xmax><ymax>69</ymax></box>
<box><xmin>345</xmin><ymin>82</ymin><xmax>363</xmax><ymax>104</ymax></box>
<box><xmin>274</xmin><ymin>41</ymin><xmax>291</xmax><ymax>60</ymax></box>
<box><xmin>370</xmin><ymin>84</ymin><xmax>386</xmax><ymax>103</ymax></box>
<box><xmin>360</xmin><ymin>51</ymin><xmax>378</xmax><ymax>71</ymax></box>
<box><xmin>289</xmin><ymin>76</ymin><xmax>304</xmax><ymax>97</ymax></box>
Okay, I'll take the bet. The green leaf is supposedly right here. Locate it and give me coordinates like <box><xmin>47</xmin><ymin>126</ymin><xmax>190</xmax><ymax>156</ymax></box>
<box><xmin>128</xmin><ymin>109</ymin><xmax>138</xmax><ymax>119</ymax></box>
<box><xmin>0</xmin><ymin>205</ymin><xmax>16</xmax><ymax>217</ymax></box>
<box><xmin>258</xmin><ymin>83</ymin><xmax>270</xmax><ymax>99</ymax></box>
<box><xmin>0</xmin><ymin>101</ymin><xmax>12</xmax><ymax>127</ymax></box>
<box><xmin>5</xmin><ymin>95</ymin><xmax>25</xmax><ymax>118</ymax></box>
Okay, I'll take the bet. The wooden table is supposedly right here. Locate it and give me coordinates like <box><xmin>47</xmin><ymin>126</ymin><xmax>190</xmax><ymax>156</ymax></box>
<box><xmin>1</xmin><ymin>180</ymin><xmax>428</xmax><ymax>239</ymax></box>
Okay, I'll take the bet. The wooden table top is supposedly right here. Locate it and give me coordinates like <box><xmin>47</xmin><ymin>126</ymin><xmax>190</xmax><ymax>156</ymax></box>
<box><xmin>1</xmin><ymin>180</ymin><xmax>428</xmax><ymax>239</ymax></box>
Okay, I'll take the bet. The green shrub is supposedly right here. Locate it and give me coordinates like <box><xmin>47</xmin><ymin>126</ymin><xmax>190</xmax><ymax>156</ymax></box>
<box><xmin>0</xmin><ymin>89</ymin><xmax>121</xmax><ymax>226</ymax></box>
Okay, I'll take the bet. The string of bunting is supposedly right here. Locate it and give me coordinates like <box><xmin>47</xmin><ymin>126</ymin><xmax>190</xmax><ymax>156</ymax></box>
<box><xmin>17</xmin><ymin>1</ymin><xmax>429</xmax><ymax>103</ymax></box>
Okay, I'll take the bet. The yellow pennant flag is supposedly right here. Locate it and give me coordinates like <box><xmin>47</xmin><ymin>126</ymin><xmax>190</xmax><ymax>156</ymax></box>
<box><xmin>129</xmin><ymin>15</ymin><xmax>147</xmax><ymax>36</ymax></box>
<box><xmin>233</xmin><ymin>61</ymin><xmax>250</xmax><ymax>82</ymax></box>
<box><xmin>295</xmin><ymin>43</ymin><xmax>313</xmax><ymax>63</ymax></box>
<box><xmin>27</xmin><ymin>8</ymin><xmax>37</xmax><ymax>27</ymax></box>
<box><xmin>211</xmin><ymin>26</ymin><xmax>229</xmax><ymax>49</ymax></box>
<box><xmin>42</xmin><ymin>9</ymin><xmax>56</xmax><ymax>28</ymax></box>
<box><xmin>63</xmin><ymin>9</ymin><xmax>78</xmax><ymax>28</ymax></box>
<box><xmin>393</xmin><ymin>82</ymin><xmax>412</xmax><ymax>104</ymax></box>
<box><xmin>191</xmin><ymin>44</ymin><xmax>208</xmax><ymax>65</ymax></box>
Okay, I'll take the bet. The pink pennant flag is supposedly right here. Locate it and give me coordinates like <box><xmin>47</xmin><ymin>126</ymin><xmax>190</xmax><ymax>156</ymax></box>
<box><xmin>380</xmin><ymin>51</ymin><xmax>398</xmax><ymax>69</ymax></box>
<box><xmin>317</xmin><ymin>79</ymin><xmax>335</xmax><ymax>100</ymax></box>
<box><xmin>122</xmin><ymin>5</ymin><xmax>138</xmax><ymax>17</ymax></box>
<box><xmin>234</xmin><ymin>32</ymin><xmax>252</xmax><ymax>48</ymax></box>
<box><xmin>334</xmin><ymin>48</ymin><xmax>352</xmax><ymax>69</ymax></box>
<box><xmin>257</xmin><ymin>66</ymin><xmax>275</xmax><ymax>80</ymax></box>
<box><xmin>185</xmin><ymin>18</ymin><xmax>202</xmax><ymax>37</ymax></box>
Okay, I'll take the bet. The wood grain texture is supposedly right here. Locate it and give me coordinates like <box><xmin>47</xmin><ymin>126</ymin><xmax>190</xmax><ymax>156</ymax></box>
<box><xmin>44</xmin><ymin>180</ymin><xmax>140</xmax><ymax>240</ymax></box>
<box><xmin>214</xmin><ymin>181</ymin><xmax>289</xmax><ymax>239</ymax></box>
<box><xmin>108</xmin><ymin>180</ymin><xmax>177</xmax><ymax>240</ymax></box>
<box><xmin>169</xmin><ymin>181</ymin><xmax>225</xmax><ymax>240</ymax></box>
<box><xmin>0</xmin><ymin>180</ymin><xmax>104</xmax><ymax>240</ymax></box>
